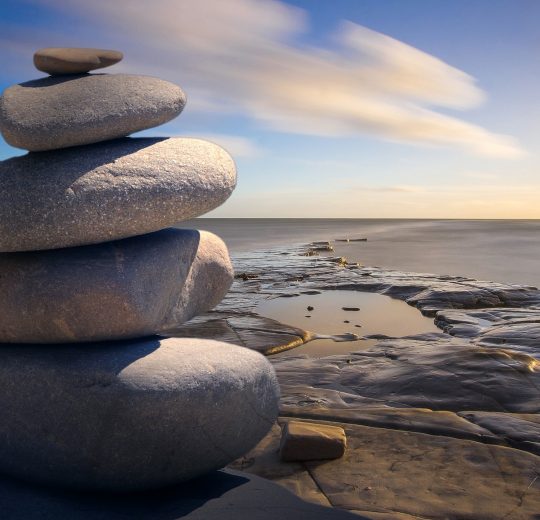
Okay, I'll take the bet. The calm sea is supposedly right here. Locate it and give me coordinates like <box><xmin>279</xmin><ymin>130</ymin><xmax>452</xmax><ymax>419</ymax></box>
<box><xmin>180</xmin><ymin>219</ymin><xmax>540</xmax><ymax>289</ymax></box>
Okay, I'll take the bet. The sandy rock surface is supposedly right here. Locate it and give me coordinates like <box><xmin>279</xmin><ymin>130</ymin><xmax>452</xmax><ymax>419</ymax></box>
<box><xmin>232</xmin><ymin>418</ymin><xmax>539</xmax><ymax>520</ymax></box>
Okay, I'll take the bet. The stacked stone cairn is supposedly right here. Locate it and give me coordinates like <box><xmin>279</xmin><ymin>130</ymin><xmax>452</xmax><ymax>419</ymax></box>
<box><xmin>0</xmin><ymin>48</ymin><xmax>280</xmax><ymax>491</ymax></box>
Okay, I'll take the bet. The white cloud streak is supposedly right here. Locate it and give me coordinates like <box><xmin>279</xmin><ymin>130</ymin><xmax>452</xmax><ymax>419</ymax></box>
<box><xmin>176</xmin><ymin>134</ymin><xmax>263</xmax><ymax>158</ymax></box>
<box><xmin>3</xmin><ymin>0</ymin><xmax>525</xmax><ymax>158</ymax></box>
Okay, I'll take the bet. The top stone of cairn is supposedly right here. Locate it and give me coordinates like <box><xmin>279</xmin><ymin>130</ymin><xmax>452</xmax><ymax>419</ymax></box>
<box><xmin>34</xmin><ymin>47</ymin><xmax>123</xmax><ymax>75</ymax></box>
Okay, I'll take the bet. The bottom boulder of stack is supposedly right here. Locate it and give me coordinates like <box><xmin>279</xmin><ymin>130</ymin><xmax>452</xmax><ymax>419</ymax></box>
<box><xmin>0</xmin><ymin>338</ymin><xmax>279</xmax><ymax>490</ymax></box>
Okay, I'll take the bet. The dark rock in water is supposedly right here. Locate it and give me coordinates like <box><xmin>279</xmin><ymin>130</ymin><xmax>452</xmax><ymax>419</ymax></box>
<box><xmin>342</xmin><ymin>307</ymin><xmax>360</xmax><ymax>311</ymax></box>
<box><xmin>310</xmin><ymin>245</ymin><xmax>334</xmax><ymax>252</ymax></box>
<box><xmin>0</xmin><ymin>74</ymin><xmax>186</xmax><ymax>151</ymax></box>
<box><xmin>307</xmin><ymin>306</ymin><xmax>314</xmax><ymax>311</ymax></box>
<box><xmin>0</xmin><ymin>229</ymin><xmax>232</xmax><ymax>343</ymax></box>
<box><xmin>0</xmin><ymin>469</ymin><xmax>362</xmax><ymax>520</ymax></box>
<box><xmin>0</xmin><ymin>338</ymin><xmax>279</xmax><ymax>490</ymax></box>
<box><xmin>0</xmin><ymin>138</ymin><xmax>236</xmax><ymax>252</ymax></box>
<box><xmin>34</xmin><ymin>47</ymin><xmax>123</xmax><ymax>75</ymax></box>
<box><xmin>309</xmin><ymin>333</ymin><xmax>359</xmax><ymax>343</ymax></box>
<box><xmin>328</xmin><ymin>257</ymin><xmax>348</xmax><ymax>266</ymax></box>
<box><xmin>235</xmin><ymin>272</ymin><xmax>259</xmax><ymax>281</ymax></box>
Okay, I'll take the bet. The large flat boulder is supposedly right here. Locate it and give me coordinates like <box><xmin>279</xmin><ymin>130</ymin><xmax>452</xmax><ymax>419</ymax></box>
<box><xmin>0</xmin><ymin>74</ymin><xmax>185</xmax><ymax>150</ymax></box>
<box><xmin>0</xmin><ymin>229</ymin><xmax>233</xmax><ymax>343</ymax></box>
<box><xmin>0</xmin><ymin>338</ymin><xmax>280</xmax><ymax>491</ymax></box>
<box><xmin>0</xmin><ymin>137</ymin><xmax>236</xmax><ymax>252</ymax></box>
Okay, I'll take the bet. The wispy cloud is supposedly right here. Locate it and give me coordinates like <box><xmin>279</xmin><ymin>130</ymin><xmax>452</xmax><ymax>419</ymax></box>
<box><xmin>214</xmin><ymin>181</ymin><xmax>540</xmax><ymax>218</ymax></box>
<box><xmin>348</xmin><ymin>184</ymin><xmax>426</xmax><ymax>193</ymax></box>
<box><xmin>4</xmin><ymin>0</ymin><xmax>525</xmax><ymax>158</ymax></box>
<box><xmin>178</xmin><ymin>134</ymin><xmax>263</xmax><ymax>158</ymax></box>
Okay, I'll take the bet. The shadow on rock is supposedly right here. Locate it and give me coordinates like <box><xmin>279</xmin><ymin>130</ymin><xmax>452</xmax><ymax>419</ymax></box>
<box><xmin>0</xmin><ymin>469</ymin><xmax>364</xmax><ymax>520</ymax></box>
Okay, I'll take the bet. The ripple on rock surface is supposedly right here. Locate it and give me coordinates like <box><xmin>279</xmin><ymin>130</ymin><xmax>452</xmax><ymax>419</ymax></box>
<box><xmin>0</xmin><ymin>74</ymin><xmax>186</xmax><ymax>150</ymax></box>
<box><xmin>0</xmin><ymin>229</ymin><xmax>233</xmax><ymax>343</ymax></box>
<box><xmin>0</xmin><ymin>137</ymin><xmax>236</xmax><ymax>251</ymax></box>
<box><xmin>0</xmin><ymin>338</ymin><xmax>280</xmax><ymax>491</ymax></box>
<box><xmin>273</xmin><ymin>335</ymin><xmax>540</xmax><ymax>413</ymax></box>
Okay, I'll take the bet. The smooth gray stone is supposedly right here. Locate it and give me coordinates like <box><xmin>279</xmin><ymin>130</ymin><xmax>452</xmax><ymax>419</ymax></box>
<box><xmin>0</xmin><ymin>137</ymin><xmax>236</xmax><ymax>252</ymax></box>
<box><xmin>0</xmin><ymin>469</ymin><xmax>363</xmax><ymax>520</ymax></box>
<box><xmin>0</xmin><ymin>338</ymin><xmax>280</xmax><ymax>491</ymax></box>
<box><xmin>0</xmin><ymin>74</ymin><xmax>185</xmax><ymax>151</ymax></box>
<box><xmin>34</xmin><ymin>47</ymin><xmax>123</xmax><ymax>75</ymax></box>
<box><xmin>0</xmin><ymin>228</ymin><xmax>233</xmax><ymax>343</ymax></box>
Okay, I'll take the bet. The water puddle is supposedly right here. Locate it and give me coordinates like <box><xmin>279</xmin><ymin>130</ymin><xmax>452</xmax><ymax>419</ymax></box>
<box><xmin>257</xmin><ymin>290</ymin><xmax>440</xmax><ymax>358</ymax></box>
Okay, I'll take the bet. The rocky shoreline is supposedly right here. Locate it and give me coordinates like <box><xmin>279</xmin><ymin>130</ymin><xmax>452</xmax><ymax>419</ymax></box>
<box><xmin>172</xmin><ymin>241</ymin><xmax>540</xmax><ymax>519</ymax></box>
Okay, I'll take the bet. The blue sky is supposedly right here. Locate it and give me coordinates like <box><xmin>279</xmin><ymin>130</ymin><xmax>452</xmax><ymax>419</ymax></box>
<box><xmin>1</xmin><ymin>0</ymin><xmax>539</xmax><ymax>217</ymax></box>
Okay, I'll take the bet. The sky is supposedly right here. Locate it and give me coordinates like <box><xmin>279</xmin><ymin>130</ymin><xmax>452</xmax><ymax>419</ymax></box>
<box><xmin>1</xmin><ymin>0</ymin><xmax>539</xmax><ymax>218</ymax></box>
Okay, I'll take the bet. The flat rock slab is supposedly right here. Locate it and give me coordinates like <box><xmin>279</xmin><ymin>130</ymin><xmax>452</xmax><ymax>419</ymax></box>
<box><xmin>0</xmin><ymin>74</ymin><xmax>185</xmax><ymax>150</ymax></box>
<box><xmin>306</xmin><ymin>423</ymin><xmax>540</xmax><ymax>520</ymax></box>
<box><xmin>0</xmin><ymin>229</ymin><xmax>232</xmax><ymax>343</ymax></box>
<box><xmin>459</xmin><ymin>411</ymin><xmax>540</xmax><ymax>454</ymax></box>
<box><xmin>475</xmin><ymin>322</ymin><xmax>540</xmax><ymax>356</ymax></box>
<box><xmin>34</xmin><ymin>47</ymin><xmax>123</xmax><ymax>75</ymax></box>
<box><xmin>279</xmin><ymin>388</ymin><xmax>496</xmax><ymax>442</ymax></box>
<box><xmin>280</xmin><ymin>421</ymin><xmax>346</xmax><ymax>462</ymax></box>
<box><xmin>233</xmin><ymin>420</ymin><xmax>540</xmax><ymax>520</ymax></box>
<box><xmin>0</xmin><ymin>469</ymin><xmax>363</xmax><ymax>520</ymax></box>
<box><xmin>166</xmin><ymin>311</ymin><xmax>309</xmax><ymax>355</ymax></box>
<box><xmin>0</xmin><ymin>338</ymin><xmax>280</xmax><ymax>491</ymax></box>
<box><xmin>273</xmin><ymin>335</ymin><xmax>540</xmax><ymax>413</ymax></box>
<box><xmin>0</xmin><ymin>137</ymin><xmax>236</xmax><ymax>251</ymax></box>
<box><xmin>231</xmin><ymin>424</ymin><xmax>334</xmax><ymax>508</ymax></box>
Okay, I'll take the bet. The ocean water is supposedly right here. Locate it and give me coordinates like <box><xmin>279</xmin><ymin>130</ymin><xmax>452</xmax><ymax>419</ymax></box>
<box><xmin>181</xmin><ymin>219</ymin><xmax>540</xmax><ymax>288</ymax></box>
<box><xmin>179</xmin><ymin>218</ymin><xmax>540</xmax><ymax>287</ymax></box>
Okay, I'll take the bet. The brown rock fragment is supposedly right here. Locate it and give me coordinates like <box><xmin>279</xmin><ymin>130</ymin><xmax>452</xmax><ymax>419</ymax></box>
<box><xmin>280</xmin><ymin>420</ymin><xmax>346</xmax><ymax>462</ymax></box>
<box><xmin>34</xmin><ymin>47</ymin><xmax>123</xmax><ymax>75</ymax></box>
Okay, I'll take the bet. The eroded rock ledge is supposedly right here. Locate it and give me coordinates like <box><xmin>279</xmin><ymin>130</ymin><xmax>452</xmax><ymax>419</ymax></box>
<box><xmin>170</xmin><ymin>243</ymin><xmax>540</xmax><ymax>519</ymax></box>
